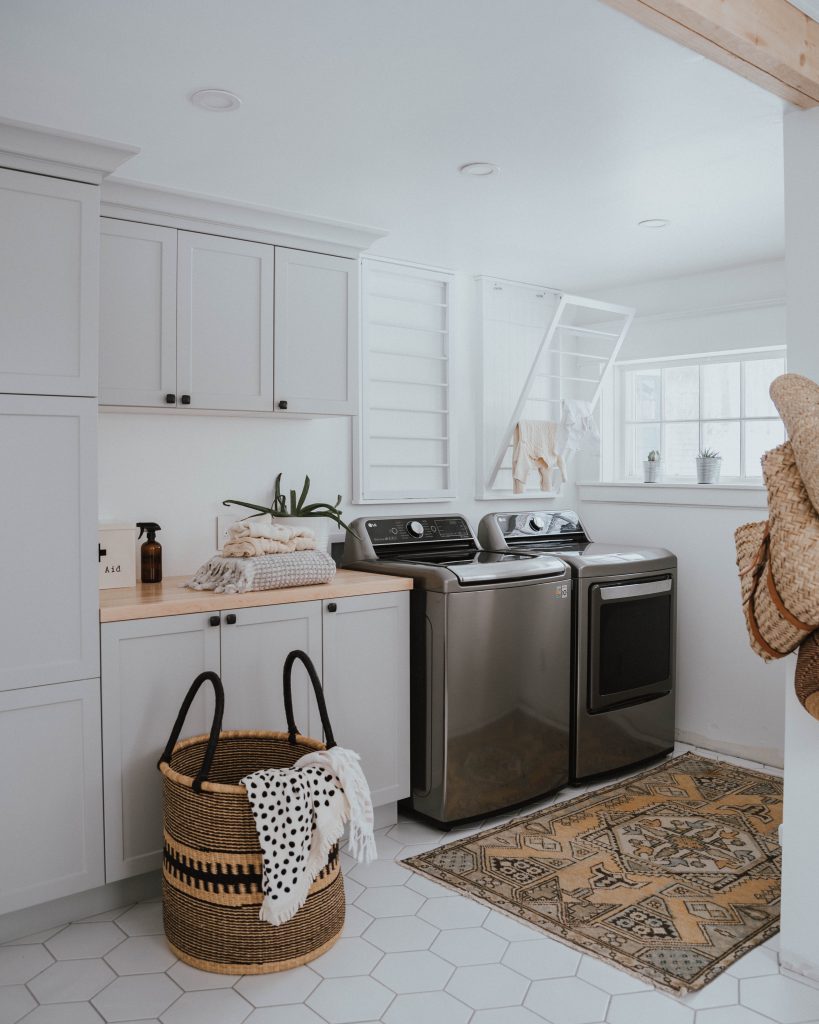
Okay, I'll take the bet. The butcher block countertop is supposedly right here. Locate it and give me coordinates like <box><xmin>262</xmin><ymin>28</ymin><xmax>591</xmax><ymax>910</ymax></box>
<box><xmin>100</xmin><ymin>569</ymin><xmax>412</xmax><ymax>623</ymax></box>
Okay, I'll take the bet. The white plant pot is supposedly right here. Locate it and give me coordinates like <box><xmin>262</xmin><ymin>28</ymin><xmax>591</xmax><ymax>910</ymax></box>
<box><xmin>643</xmin><ymin>461</ymin><xmax>659</xmax><ymax>483</ymax></box>
<box><xmin>696</xmin><ymin>458</ymin><xmax>722</xmax><ymax>484</ymax></box>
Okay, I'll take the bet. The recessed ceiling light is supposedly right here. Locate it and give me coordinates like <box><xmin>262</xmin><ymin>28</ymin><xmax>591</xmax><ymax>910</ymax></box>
<box><xmin>190</xmin><ymin>89</ymin><xmax>242</xmax><ymax>113</ymax></box>
<box><xmin>638</xmin><ymin>218</ymin><xmax>671</xmax><ymax>229</ymax></box>
<box><xmin>459</xmin><ymin>162</ymin><xmax>499</xmax><ymax>177</ymax></box>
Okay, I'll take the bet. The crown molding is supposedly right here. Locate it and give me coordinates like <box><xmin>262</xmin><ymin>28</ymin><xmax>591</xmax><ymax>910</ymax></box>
<box><xmin>101</xmin><ymin>178</ymin><xmax>388</xmax><ymax>257</ymax></box>
<box><xmin>0</xmin><ymin>117</ymin><xmax>139</xmax><ymax>185</ymax></box>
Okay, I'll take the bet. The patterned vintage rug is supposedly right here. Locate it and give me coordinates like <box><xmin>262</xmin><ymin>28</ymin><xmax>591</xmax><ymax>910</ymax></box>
<box><xmin>403</xmin><ymin>753</ymin><xmax>782</xmax><ymax>994</ymax></box>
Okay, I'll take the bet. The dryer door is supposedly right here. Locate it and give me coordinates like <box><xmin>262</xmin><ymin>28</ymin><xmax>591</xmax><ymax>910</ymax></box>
<box><xmin>588</xmin><ymin>576</ymin><xmax>673</xmax><ymax>712</ymax></box>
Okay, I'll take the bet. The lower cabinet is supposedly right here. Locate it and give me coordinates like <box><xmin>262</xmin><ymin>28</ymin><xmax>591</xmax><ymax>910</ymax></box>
<box><xmin>101</xmin><ymin>613</ymin><xmax>220</xmax><ymax>882</ymax></box>
<box><xmin>0</xmin><ymin>679</ymin><xmax>104</xmax><ymax>915</ymax></box>
<box><xmin>322</xmin><ymin>593</ymin><xmax>410</xmax><ymax>806</ymax></box>
<box><xmin>101</xmin><ymin>592</ymin><xmax>409</xmax><ymax>882</ymax></box>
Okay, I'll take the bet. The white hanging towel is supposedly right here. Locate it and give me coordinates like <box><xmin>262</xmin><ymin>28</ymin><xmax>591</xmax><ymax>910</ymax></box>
<box><xmin>559</xmin><ymin>399</ymin><xmax>601</xmax><ymax>456</ymax></box>
<box><xmin>512</xmin><ymin>420</ymin><xmax>566</xmax><ymax>494</ymax></box>
<box><xmin>241</xmin><ymin>745</ymin><xmax>375</xmax><ymax>927</ymax></box>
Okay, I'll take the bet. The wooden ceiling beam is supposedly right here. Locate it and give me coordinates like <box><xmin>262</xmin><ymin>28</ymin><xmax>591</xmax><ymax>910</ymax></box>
<box><xmin>601</xmin><ymin>0</ymin><xmax>819</xmax><ymax>108</ymax></box>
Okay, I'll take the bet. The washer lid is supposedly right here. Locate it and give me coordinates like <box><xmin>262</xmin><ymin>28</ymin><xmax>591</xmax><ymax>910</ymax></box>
<box><xmin>387</xmin><ymin>549</ymin><xmax>567</xmax><ymax>584</ymax></box>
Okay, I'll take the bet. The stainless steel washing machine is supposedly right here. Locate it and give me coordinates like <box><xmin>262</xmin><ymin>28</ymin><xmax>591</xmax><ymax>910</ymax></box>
<box><xmin>479</xmin><ymin>510</ymin><xmax>676</xmax><ymax>782</ymax></box>
<box><xmin>343</xmin><ymin>514</ymin><xmax>572</xmax><ymax>825</ymax></box>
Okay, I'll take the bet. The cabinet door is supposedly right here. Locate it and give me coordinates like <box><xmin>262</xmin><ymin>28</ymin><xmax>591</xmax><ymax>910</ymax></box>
<box><xmin>99</xmin><ymin>219</ymin><xmax>177</xmax><ymax>407</ymax></box>
<box><xmin>274</xmin><ymin>248</ymin><xmax>359</xmax><ymax>415</ymax></box>
<box><xmin>218</xmin><ymin>603</ymin><xmax>323</xmax><ymax>735</ymax></box>
<box><xmin>0</xmin><ymin>395</ymin><xmax>99</xmax><ymax>691</ymax></box>
<box><xmin>0</xmin><ymin>679</ymin><xmax>104</xmax><ymax>914</ymax></box>
<box><xmin>177</xmin><ymin>231</ymin><xmax>274</xmax><ymax>411</ymax></box>
<box><xmin>101</xmin><ymin>613</ymin><xmax>220</xmax><ymax>881</ymax></box>
<box><xmin>321</xmin><ymin>592</ymin><xmax>410</xmax><ymax>806</ymax></box>
<box><xmin>0</xmin><ymin>168</ymin><xmax>99</xmax><ymax>397</ymax></box>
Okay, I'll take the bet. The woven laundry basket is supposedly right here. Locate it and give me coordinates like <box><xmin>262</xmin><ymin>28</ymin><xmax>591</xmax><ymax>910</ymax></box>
<box><xmin>158</xmin><ymin>651</ymin><xmax>345</xmax><ymax>974</ymax></box>
<box><xmin>796</xmin><ymin>632</ymin><xmax>819</xmax><ymax>721</ymax></box>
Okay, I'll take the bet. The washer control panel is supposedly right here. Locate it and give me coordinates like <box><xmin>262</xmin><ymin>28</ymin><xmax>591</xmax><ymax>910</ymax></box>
<box><xmin>365</xmin><ymin>516</ymin><xmax>473</xmax><ymax>547</ymax></box>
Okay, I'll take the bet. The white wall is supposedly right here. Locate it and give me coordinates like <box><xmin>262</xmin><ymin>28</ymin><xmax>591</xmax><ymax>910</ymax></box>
<box><xmin>98</xmin><ymin>272</ymin><xmax>578</xmax><ymax>577</ymax></box>
<box><xmin>779</xmin><ymin>105</ymin><xmax>819</xmax><ymax>982</ymax></box>
<box><xmin>576</xmin><ymin>259</ymin><xmax>787</xmax><ymax>767</ymax></box>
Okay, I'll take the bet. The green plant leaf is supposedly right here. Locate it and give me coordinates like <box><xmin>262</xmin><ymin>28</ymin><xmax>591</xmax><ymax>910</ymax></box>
<box><xmin>297</xmin><ymin>475</ymin><xmax>311</xmax><ymax>513</ymax></box>
<box><xmin>222</xmin><ymin>499</ymin><xmax>273</xmax><ymax>515</ymax></box>
<box><xmin>274</xmin><ymin>472</ymin><xmax>282</xmax><ymax>505</ymax></box>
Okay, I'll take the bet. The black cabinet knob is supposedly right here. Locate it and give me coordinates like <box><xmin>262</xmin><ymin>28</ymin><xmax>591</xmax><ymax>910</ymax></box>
<box><xmin>278</xmin><ymin>400</ymin><xmax>288</xmax><ymax>410</ymax></box>
<box><xmin>165</xmin><ymin>393</ymin><xmax>176</xmax><ymax>404</ymax></box>
<box><xmin>180</xmin><ymin>394</ymin><xmax>191</xmax><ymax>405</ymax></box>
<box><xmin>327</xmin><ymin>602</ymin><xmax>337</xmax><ymax>613</ymax></box>
<box><xmin>225</xmin><ymin>613</ymin><xmax>237</xmax><ymax>625</ymax></box>
<box><xmin>209</xmin><ymin>615</ymin><xmax>220</xmax><ymax>627</ymax></box>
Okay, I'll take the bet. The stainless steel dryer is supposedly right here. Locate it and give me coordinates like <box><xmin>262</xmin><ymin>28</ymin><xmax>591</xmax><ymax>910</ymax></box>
<box><xmin>343</xmin><ymin>515</ymin><xmax>572</xmax><ymax>826</ymax></box>
<box><xmin>479</xmin><ymin>510</ymin><xmax>676</xmax><ymax>782</ymax></box>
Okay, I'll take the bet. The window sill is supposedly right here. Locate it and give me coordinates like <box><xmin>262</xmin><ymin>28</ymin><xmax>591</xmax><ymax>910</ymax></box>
<box><xmin>577</xmin><ymin>480</ymin><xmax>767</xmax><ymax>511</ymax></box>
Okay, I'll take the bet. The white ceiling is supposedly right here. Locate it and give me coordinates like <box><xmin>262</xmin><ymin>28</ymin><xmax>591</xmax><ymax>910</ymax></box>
<box><xmin>0</xmin><ymin>0</ymin><xmax>786</xmax><ymax>290</ymax></box>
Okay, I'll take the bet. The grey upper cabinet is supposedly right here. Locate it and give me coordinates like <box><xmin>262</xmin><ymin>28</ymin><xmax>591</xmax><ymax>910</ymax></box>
<box><xmin>177</xmin><ymin>231</ymin><xmax>274</xmax><ymax>412</ymax></box>
<box><xmin>321</xmin><ymin>592</ymin><xmax>410</xmax><ymax>806</ymax></box>
<box><xmin>101</xmin><ymin>612</ymin><xmax>220</xmax><ymax>882</ymax></box>
<box><xmin>99</xmin><ymin>219</ymin><xmax>177</xmax><ymax>407</ymax></box>
<box><xmin>0</xmin><ymin>678</ymin><xmax>105</xmax><ymax>915</ymax></box>
<box><xmin>0</xmin><ymin>168</ymin><xmax>99</xmax><ymax>397</ymax></box>
<box><xmin>0</xmin><ymin>395</ymin><xmax>99</xmax><ymax>692</ymax></box>
<box><xmin>274</xmin><ymin>247</ymin><xmax>359</xmax><ymax>415</ymax></box>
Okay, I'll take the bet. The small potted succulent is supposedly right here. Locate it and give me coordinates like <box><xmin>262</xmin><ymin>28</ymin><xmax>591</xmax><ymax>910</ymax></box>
<box><xmin>223</xmin><ymin>473</ymin><xmax>354</xmax><ymax>551</ymax></box>
<box><xmin>643</xmin><ymin>450</ymin><xmax>661</xmax><ymax>483</ymax></box>
<box><xmin>696</xmin><ymin>448</ymin><xmax>722</xmax><ymax>484</ymax></box>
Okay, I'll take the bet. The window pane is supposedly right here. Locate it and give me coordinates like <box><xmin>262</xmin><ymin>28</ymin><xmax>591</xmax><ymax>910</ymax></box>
<box><xmin>702</xmin><ymin>421</ymin><xmax>741</xmax><ymax>476</ymax></box>
<box><xmin>663</xmin><ymin>422</ymin><xmax>699</xmax><ymax>477</ymax></box>
<box><xmin>702</xmin><ymin>361</ymin><xmax>740</xmax><ymax>418</ymax></box>
<box><xmin>628</xmin><ymin>369</ymin><xmax>661</xmax><ymax>421</ymax></box>
<box><xmin>662</xmin><ymin>365</ymin><xmax>699</xmax><ymax>420</ymax></box>
<box><xmin>744</xmin><ymin>418</ymin><xmax>786</xmax><ymax>477</ymax></box>
<box><xmin>744</xmin><ymin>357</ymin><xmax>786</xmax><ymax>417</ymax></box>
<box><xmin>629</xmin><ymin>423</ymin><xmax>662</xmax><ymax>476</ymax></box>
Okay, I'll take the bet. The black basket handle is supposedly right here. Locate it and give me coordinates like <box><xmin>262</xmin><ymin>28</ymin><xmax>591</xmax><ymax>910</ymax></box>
<box><xmin>283</xmin><ymin>650</ymin><xmax>336</xmax><ymax>749</ymax></box>
<box><xmin>158</xmin><ymin>671</ymin><xmax>225</xmax><ymax>793</ymax></box>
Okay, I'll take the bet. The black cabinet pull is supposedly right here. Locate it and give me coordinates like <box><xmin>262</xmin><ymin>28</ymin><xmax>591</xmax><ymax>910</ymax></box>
<box><xmin>327</xmin><ymin>602</ymin><xmax>337</xmax><ymax>613</ymax></box>
<box><xmin>278</xmin><ymin>400</ymin><xmax>288</xmax><ymax>410</ymax></box>
<box><xmin>165</xmin><ymin>393</ymin><xmax>176</xmax><ymax>404</ymax></box>
<box><xmin>209</xmin><ymin>615</ymin><xmax>220</xmax><ymax>627</ymax></box>
<box><xmin>180</xmin><ymin>394</ymin><xmax>191</xmax><ymax>405</ymax></box>
<box><xmin>225</xmin><ymin>613</ymin><xmax>237</xmax><ymax>625</ymax></box>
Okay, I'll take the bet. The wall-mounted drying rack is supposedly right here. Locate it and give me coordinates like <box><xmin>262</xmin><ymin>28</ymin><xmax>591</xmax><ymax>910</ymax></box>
<box><xmin>477</xmin><ymin>278</ymin><xmax>634</xmax><ymax>499</ymax></box>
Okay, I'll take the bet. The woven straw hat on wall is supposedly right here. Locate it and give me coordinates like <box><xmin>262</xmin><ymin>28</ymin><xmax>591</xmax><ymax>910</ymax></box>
<box><xmin>770</xmin><ymin>373</ymin><xmax>819</xmax><ymax>512</ymax></box>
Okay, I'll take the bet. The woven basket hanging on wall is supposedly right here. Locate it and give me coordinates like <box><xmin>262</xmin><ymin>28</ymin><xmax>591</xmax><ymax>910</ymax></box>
<box><xmin>158</xmin><ymin>652</ymin><xmax>345</xmax><ymax>975</ymax></box>
<box><xmin>735</xmin><ymin>440</ymin><xmax>819</xmax><ymax>662</ymax></box>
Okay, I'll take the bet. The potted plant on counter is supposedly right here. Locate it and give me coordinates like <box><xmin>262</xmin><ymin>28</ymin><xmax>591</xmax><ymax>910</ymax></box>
<box><xmin>223</xmin><ymin>473</ymin><xmax>354</xmax><ymax>551</ymax></box>
<box><xmin>696</xmin><ymin>448</ymin><xmax>722</xmax><ymax>484</ymax></box>
<box><xmin>643</xmin><ymin>450</ymin><xmax>661</xmax><ymax>483</ymax></box>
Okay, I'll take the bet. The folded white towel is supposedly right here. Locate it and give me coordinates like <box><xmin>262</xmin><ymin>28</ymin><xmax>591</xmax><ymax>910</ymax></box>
<box><xmin>222</xmin><ymin>535</ymin><xmax>316</xmax><ymax>558</ymax></box>
<box><xmin>228</xmin><ymin>515</ymin><xmax>316</xmax><ymax>544</ymax></box>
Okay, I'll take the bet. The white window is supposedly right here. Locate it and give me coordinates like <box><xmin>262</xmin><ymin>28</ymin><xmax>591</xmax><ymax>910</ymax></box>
<box><xmin>616</xmin><ymin>348</ymin><xmax>786</xmax><ymax>481</ymax></box>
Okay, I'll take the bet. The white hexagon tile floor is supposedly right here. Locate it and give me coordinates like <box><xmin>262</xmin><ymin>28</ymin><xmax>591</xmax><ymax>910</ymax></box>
<box><xmin>0</xmin><ymin>744</ymin><xmax>814</xmax><ymax>1024</ymax></box>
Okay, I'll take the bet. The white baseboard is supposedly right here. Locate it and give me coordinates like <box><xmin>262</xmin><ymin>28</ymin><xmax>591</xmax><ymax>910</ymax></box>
<box><xmin>676</xmin><ymin>729</ymin><xmax>784</xmax><ymax>770</ymax></box>
<box><xmin>0</xmin><ymin>872</ymin><xmax>160</xmax><ymax>944</ymax></box>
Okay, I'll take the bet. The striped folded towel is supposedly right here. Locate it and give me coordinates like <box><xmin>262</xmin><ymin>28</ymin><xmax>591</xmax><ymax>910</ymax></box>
<box><xmin>187</xmin><ymin>550</ymin><xmax>336</xmax><ymax>594</ymax></box>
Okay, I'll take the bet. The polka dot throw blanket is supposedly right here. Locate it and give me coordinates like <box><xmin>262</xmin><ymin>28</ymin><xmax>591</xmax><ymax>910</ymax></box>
<box><xmin>242</xmin><ymin>747</ymin><xmax>375</xmax><ymax>926</ymax></box>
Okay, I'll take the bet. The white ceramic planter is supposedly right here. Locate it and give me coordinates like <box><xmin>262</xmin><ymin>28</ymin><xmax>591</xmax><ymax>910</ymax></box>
<box><xmin>696</xmin><ymin>458</ymin><xmax>722</xmax><ymax>484</ymax></box>
<box><xmin>643</xmin><ymin>461</ymin><xmax>659</xmax><ymax>483</ymax></box>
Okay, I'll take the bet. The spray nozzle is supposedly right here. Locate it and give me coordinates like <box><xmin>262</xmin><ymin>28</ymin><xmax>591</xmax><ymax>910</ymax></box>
<box><xmin>137</xmin><ymin>522</ymin><xmax>161</xmax><ymax>541</ymax></box>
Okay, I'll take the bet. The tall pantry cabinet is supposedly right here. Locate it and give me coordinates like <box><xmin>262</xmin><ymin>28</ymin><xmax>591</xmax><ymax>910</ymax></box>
<box><xmin>0</xmin><ymin>121</ymin><xmax>137</xmax><ymax>914</ymax></box>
